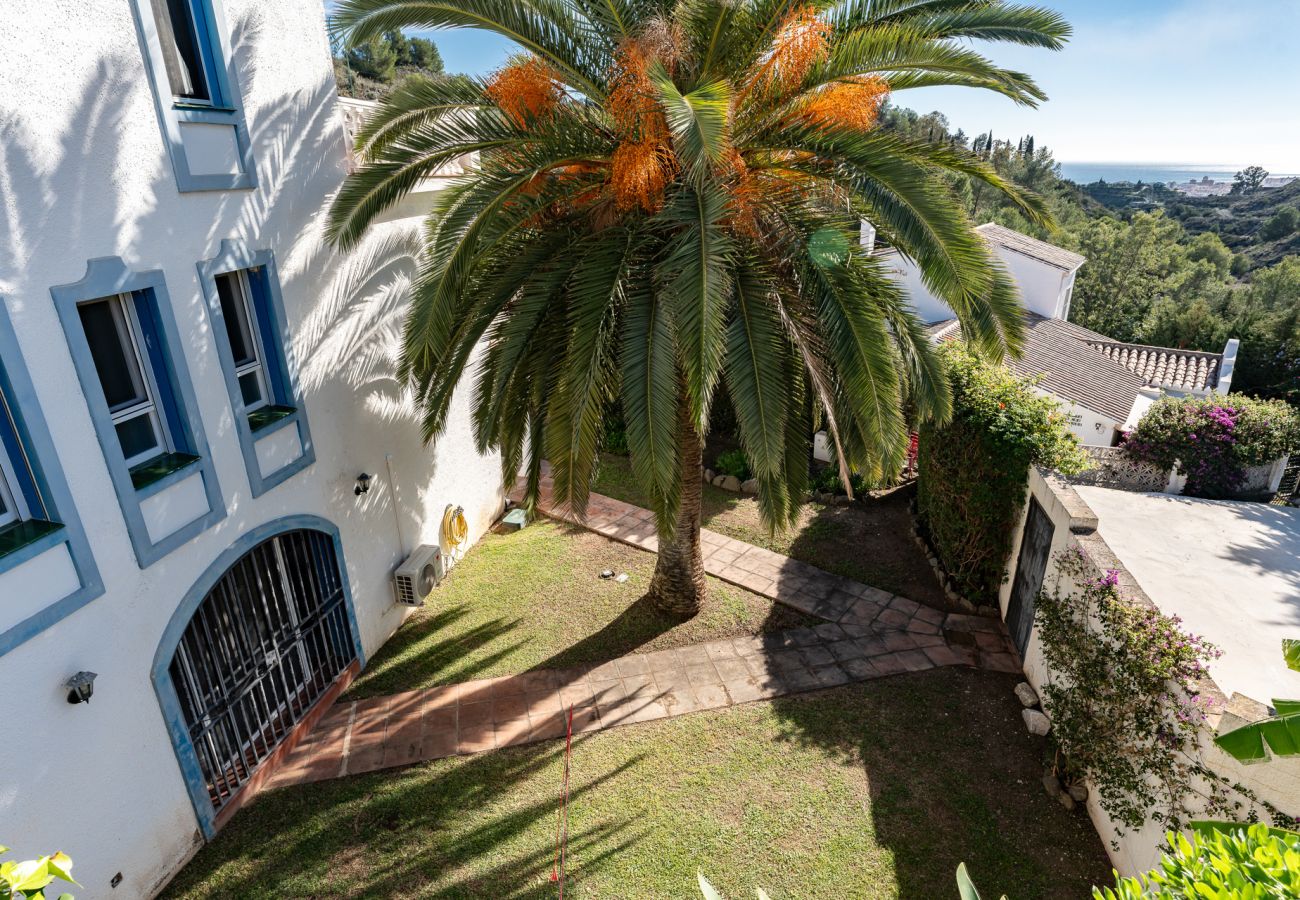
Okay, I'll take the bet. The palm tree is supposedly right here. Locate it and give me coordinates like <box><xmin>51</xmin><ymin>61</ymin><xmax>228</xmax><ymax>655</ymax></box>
<box><xmin>328</xmin><ymin>0</ymin><xmax>1069</xmax><ymax>618</ymax></box>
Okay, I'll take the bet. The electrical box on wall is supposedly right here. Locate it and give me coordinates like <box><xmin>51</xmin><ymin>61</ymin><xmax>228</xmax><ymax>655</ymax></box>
<box><xmin>392</xmin><ymin>544</ymin><xmax>443</xmax><ymax>606</ymax></box>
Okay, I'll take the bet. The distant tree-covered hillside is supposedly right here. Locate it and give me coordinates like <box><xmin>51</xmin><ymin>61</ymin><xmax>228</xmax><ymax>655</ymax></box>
<box><xmin>1166</xmin><ymin>178</ymin><xmax>1300</xmax><ymax>269</ymax></box>
<box><xmin>879</xmin><ymin>104</ymin><xmax>1299</xmax><ymax>406</ymax></box>
<box><xmin>332</xmin><ymin>29</ymin><xmax>446</xmax><ymax>101</ymax></box>
<box><xmin>1079</xmin><ymin>174</ymin><xmax>1300</xmax><ymax>270</ymax></box>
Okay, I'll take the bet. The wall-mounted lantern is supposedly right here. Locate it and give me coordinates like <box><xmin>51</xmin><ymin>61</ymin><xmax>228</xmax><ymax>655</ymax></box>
<box><xmin>65</xmin><ymin>671</ymin><xmax>97</xmax><ymax>704</ymax></box>
<box><xmin>354</xmin><ymin>473</ymin><xmax>372</xmax><ymax>497</ymax></box>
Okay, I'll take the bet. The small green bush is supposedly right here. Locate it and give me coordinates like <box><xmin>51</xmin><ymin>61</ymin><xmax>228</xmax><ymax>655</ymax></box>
<box><xmin>1123</xmin><ymin>394</ymin><xmax>1299</xmax><ymax>498</ymax></box>
<box><xmin>810</xmin><ymin>466</ymin><xmax>871</xmax><ymax>497</ymax></box>
<box><xmin>917</xmin><ymin>345</ymin><xmax>1086</xmax><ymax>601</ymax></box>
<box><xmin>1093</xmin><ymin>824</ymin><xmax>1300</xmax><ymax>899</ymax></box>
<box><xmin>713</xmin><ymin>449</ymin><xmax>751</xmax><ymax>480</ymax></box>
<box><xmin>1</xmin><ymin>844</ymin><xmax>76</xmax><ymax>899</ymax></box>
<box><xmin>601</xmin><ymin>412</ymin><xmax>630</xmax><ymax>456</ymax></box>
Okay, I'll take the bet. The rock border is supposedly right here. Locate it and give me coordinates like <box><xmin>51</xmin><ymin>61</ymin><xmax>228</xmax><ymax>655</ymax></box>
<box><xmin>906</xmin><ymin>497</ymin><xmax>999</xmax><ymax>618</ymax></box>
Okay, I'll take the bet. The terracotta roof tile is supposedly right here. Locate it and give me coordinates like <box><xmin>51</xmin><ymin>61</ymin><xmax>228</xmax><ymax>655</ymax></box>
<box><xmin>930</xmin><ymin>314</ymin><xmax>1148</xmax><ymax>422</ymax></box>
<box><xmin>1086</xmin><ymin>341</ymin><xmax>1221</xmax><ymax>392</ymax></box>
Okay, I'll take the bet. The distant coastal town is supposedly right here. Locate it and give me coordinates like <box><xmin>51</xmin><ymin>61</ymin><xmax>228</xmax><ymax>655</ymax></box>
<box><xmin>1169</xmin><ymin>174</ymin><xmax>1298</xmax><ymax>197</ymax></box>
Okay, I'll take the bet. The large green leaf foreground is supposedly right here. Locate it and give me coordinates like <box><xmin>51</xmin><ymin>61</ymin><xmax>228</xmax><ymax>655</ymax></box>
<box><xmin>327</xmin><ymin>0</ymin><xmax>1068</xmax><ymax>613</ymax></box>
<box><xmin>1214</xmin><ymin>639</ymin><xmax>1300</xmax><ymax>763</ymax></box>
<box><xmin>1093</xmin><ymin>824</ymin><xmax>1300</xmax><ymax>899</ymax></box>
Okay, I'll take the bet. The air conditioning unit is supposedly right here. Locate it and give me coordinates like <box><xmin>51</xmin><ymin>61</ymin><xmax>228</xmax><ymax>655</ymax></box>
<box><xmin>393</xmin><ymin>544</ymin><xmax>443</xmax><ymax>607</ymax></box>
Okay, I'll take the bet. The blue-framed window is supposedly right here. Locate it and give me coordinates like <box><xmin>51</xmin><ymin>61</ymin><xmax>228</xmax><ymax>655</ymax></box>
<box><xmin>0</xmin><ymin>297</ymin><xmax>103</xmax><ymax>657</ymax></box>
<box><xmin>78</xmin><ymin>291</ymin><xmax>198</xmax><ymax>482</ymax></box>
<box><xmin>52</xmin><ymin>258</ymin><xmax>225</xmax><ymax>568</ymax></box>
<box><xmin>131</xmin><ymin>0</ymin><xmax>256</xmax><ymax>191</ymax></box>
<box><xmin>200</xmin><ymin>241</ymin><xmax>315</xmax><ymax>497</ymax></box>
<box><xmin>0</xmin><ymin>360</ymin><xmax>60</xmax><ymax>550</ymax></box>
<box><xmin>215</xmin><ymin>269</ymin><xmax>286</xmax><ymax>421</ymax></box>
<box><xmin>148</xmin><ymin>0</ymin><xmax>226</xmax><ymax>107</ymax></box>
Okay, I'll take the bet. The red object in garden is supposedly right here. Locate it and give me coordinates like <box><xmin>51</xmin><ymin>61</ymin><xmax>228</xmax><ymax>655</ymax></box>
<box><xmin>906</xmin><ymin>432</ymin><xmax>920</xmax><ymax>477</ymax></box>
<box><xmin>550</xmin><ymin>705</ymin><xmax>575</xmax><ymax>896</ymax></box>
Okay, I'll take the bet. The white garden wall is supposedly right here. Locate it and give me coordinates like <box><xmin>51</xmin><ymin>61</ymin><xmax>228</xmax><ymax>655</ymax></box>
<box><xmin>1000</xmin><ymin>469</ymin><xmax>1300</xmax><ymax>876</ymax></box>
<box><xmin>0</xmin><ymin>3</ymin><xmax>502</xmax><ymax>897</ymax></box>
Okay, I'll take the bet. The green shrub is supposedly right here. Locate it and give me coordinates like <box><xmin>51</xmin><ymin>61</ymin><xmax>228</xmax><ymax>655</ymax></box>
<box><xmin>917</xmin><ymin>345</ymin><xmax>1086</xmax><ymax>601</ymax></box>
<box><xmin>1093</xmin><ymin>824</ymin><xmax>1300</xmax><ymax>899</ymax></box>
<box><xmin>1123</xmin><ymin>394</ymin><xmax>1299</xmax><ymax>498</ymax></box>
<box><xmin>601</xmin><ymin>408</ymin><xmax>630</xmax><ymax>456</ymax></box>
<box><xmin>1036</xmin><ymin>550</ymin><xmax>1223</xmax><ymax>833</ymax></box>
<box><xmin>810</xmin><ymin>466</ymin><xmax>871</xmax><ymax>497</ymax></box>
<box><xmin>713</xmin><ymin>449</ymin><xmax>751</xmax><ymax>480</ymax></box>
<box><xmin>1</xmin><ymin>844</ymin><xmax>76</xmax><ymax>899</ymax></box>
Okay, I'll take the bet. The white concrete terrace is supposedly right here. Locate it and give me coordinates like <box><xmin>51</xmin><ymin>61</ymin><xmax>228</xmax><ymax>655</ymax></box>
<box><xmin>1074</xmin><ymin>486</ymin><xmax>1300</xmax><ymax>706</ymax></box>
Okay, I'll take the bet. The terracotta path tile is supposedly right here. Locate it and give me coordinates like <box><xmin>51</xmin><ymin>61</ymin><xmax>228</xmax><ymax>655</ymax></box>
<box><xmin>264</xmin><ymin>479</ymin><xmax>1034</xmax><ymax>789</ymax></box>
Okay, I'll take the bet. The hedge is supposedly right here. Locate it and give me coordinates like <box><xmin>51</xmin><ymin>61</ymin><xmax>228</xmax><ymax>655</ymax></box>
<box><xmin>917</xmin><ymin>345</ymin><xmax>1086</xmax><ymax>601</ymax></box>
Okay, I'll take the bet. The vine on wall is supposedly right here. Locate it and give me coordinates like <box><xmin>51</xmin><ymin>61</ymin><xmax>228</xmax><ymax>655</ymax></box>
<box><xmin>1035</xmin><ymin>548</ymin><xmax>1295</xmax><ymax>839</ymax></box>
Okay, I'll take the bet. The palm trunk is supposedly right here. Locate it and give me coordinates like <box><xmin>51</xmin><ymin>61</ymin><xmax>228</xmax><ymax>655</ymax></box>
<box><xmin>649</xmin><ymin>403</ymin><xmax>706</xmax><ymax>619</ymax></box>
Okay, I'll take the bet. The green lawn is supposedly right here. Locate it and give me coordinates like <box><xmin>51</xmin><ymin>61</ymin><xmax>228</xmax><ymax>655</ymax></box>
<box><xmin>593</xmin><ymin>454</ymin><xmax>949</xmax><ymax>607</ymax></box>
<box><xmin>165</xmin><ymin>668</ymin><xmax>1111</xmax><ymax>899</ymax></box>
<box><xmin>346</xmin><ymin>520</ymin><xmax>814</xmax><ymax>699</ymax></box>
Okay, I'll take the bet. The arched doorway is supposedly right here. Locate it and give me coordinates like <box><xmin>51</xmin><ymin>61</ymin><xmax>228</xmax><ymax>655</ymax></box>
<box><xmin>155</xmin><ymin>520</ymin><xmax>361</xmax><ymax>834</ymax></box>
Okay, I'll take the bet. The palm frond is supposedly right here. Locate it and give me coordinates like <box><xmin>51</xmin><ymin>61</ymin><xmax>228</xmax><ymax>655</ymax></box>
<box><xmin>621</xmin><ymin>280</ymin><xmax>682</xmax><ymax>532</ymax></box>
<box><xmin>351</xmin><ymin>75</ymin><xmax>490</xmax><ymax>159</ymax></box>
<box><xmin>653</xmin><ymin>69</ymin><xmax>733</xmax><ymax>179</ymax></box>
<box><xmin>657</xmin><ymin>183</ymin><xmax>735</xmax><ymax>433</ymax></box>
<box><xmin>332</xmin><ymin>0</ymin><xmax>609</xmax><ymax>99</ymax></box>
<box><xmin>544</xmin><ymin>228</ymin><xmax>634</xmax><ymax>515</ymax></box>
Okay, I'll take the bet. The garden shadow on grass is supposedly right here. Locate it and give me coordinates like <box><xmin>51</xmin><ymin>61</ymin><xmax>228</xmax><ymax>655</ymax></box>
<box><xmin>537</xmin><ymin>593</ymin><xmax>680</xmax><ymax>670</ymax></box>
<box><xmin>593</xmin><ymin>453</ymin><xmax>949</xmax><ymax>608</ymax></box>
<box><xmin>762</xmin><ymin>667</ymin><xmax>1112</xmax><ymax>900</ymax></box>
<box><xmin>782</xmin><ymin>482</ymin><xmax>950</xmax><ymax>608</ymax></box>
<box><xmin>162</xmin><ymin>738</ymin><xmax>649</xmax><ymax>899</ymax></box>
<box><xmin>345</xmin><ymin>606</ymin><xmax>529</xmax><ymax>700</ymax></box>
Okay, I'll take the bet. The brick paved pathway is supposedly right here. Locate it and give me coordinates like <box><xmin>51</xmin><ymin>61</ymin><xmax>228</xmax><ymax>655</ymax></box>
<box><xmin>265</xmin><ymin>474</ymin><xmax>1020</xmax><ymax>789</ymax></box>
<box><xmin>514</xmin><ymin>471</ymin><xmax>945</xmax><ymax>633</ymax></box>
<box><xmin>268</xmin><ymin>615</ymin><xmax>1017</xmax><ymax>789</ymax></box>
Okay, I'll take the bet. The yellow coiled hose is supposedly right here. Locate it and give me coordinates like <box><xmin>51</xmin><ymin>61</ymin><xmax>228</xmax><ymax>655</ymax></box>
<box><xmin>442</xmin><ymin>504</ymin><xmax>468</xmax><ymax>560</ymax></box>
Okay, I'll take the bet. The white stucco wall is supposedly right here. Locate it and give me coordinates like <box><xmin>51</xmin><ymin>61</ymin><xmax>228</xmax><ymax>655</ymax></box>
<box><xmin>1031</xmin><ymin>387</ymin><xmax>1121</xmax><ymax>447</ymax></box>
<box><xmin>880</xmin><ymin>241</ymin><xmax>1073</xmax><ymax>325</ymax></box>
<box><xmin>1000</xmin><ymin>470</ymin><xmax>1300</xmax><ymax>877</ymax></box>
<box><xmin>0</xmin><ymin>3</ymin><xmax>502</xmax><ymax>897</ymax></box>
<box><xmin>993</xmin><ymin>247</ymin><xmax>1073</xmax><ymax>320</ymax></box>
<box><xmin>878</xmin><ymin>249</ymin><xmax>961</xmax><ymax>325</ymax></box>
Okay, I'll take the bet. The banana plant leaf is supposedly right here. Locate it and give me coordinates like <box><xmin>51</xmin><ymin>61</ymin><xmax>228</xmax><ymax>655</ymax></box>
<box><xmin>1213</xmin><ymin>637</ymin><xmax>1300</xmax><ymax>763</ymax></box>
<box><xmin>1214</xmin><ymin>708</ymin><xmax>1300</xmax><ymax>762</ymax></box>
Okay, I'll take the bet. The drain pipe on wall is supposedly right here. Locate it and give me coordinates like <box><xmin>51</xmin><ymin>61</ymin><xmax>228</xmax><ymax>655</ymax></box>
<box><xmin>384</xmin><ymin>453</ymin><xmax>407</xmax><ymax>558</ymax></box>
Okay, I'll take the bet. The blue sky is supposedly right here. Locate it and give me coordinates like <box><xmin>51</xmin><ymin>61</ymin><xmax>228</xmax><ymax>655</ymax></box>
<box><xmin>333</xmin><ymin>0</ymin><xmax>1300</xmax><ymax>169</ymax></box>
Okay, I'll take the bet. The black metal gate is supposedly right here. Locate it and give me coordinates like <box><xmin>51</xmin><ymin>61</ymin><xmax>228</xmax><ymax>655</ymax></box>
<box><xmin>1274</xmin><ymin>454</ymin><xmax>1299</xmax><ymax>505</ymax></box>
<box><xmin>1007</xmin><ymin>498</ymin><xmax>1054</xmax><ymax>656</ymax></box>
<box><xmin>169</xmin><ymin>529</ymin><xmax>356</xmax><ymax>813</ymax></box>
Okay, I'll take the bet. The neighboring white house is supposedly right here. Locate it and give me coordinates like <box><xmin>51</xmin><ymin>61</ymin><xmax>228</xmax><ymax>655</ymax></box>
<box><xmin>0</xmin><ymin>3</ymin><xmax>502</xmax><ymax>897</ymax></box>
<box><xmin>884</xmin><ymin>223</ymin><xmax>1241</xmax><ymax>446</ymax></box>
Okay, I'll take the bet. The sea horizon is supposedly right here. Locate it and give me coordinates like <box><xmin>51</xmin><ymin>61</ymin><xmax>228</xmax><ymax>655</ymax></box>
<box><xmin>1058</xmin><ymin>161</ymin><xmax>1300</xmax><ymax>185</ymax></box>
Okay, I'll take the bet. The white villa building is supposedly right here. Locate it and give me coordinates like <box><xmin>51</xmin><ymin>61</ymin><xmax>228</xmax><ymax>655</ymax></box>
<box><xmin>0</xmin><ymin>2</ymin><xmax>503</xmax><ymax>896</ymax></box>
<box><xmin>0</xmin><ymin>2</ymin><xmax>1269</xmax><ymax>896</ymax></box>
<box><xmin>886</xmin><ymin>222</ymin><xmax>1241</xmax><ymax>447</ymax></box>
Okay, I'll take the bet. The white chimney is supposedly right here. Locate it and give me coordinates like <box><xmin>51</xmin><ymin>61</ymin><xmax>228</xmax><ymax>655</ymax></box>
<box><xmin>860</xmin><ymin>220</ymin><xmax>877</xmax><ymax>254</ymax></box>
<box><xmin>1217</xmin><ymin>338</ymin><xmax>1240</xmax><ymax>394</ymax></box>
